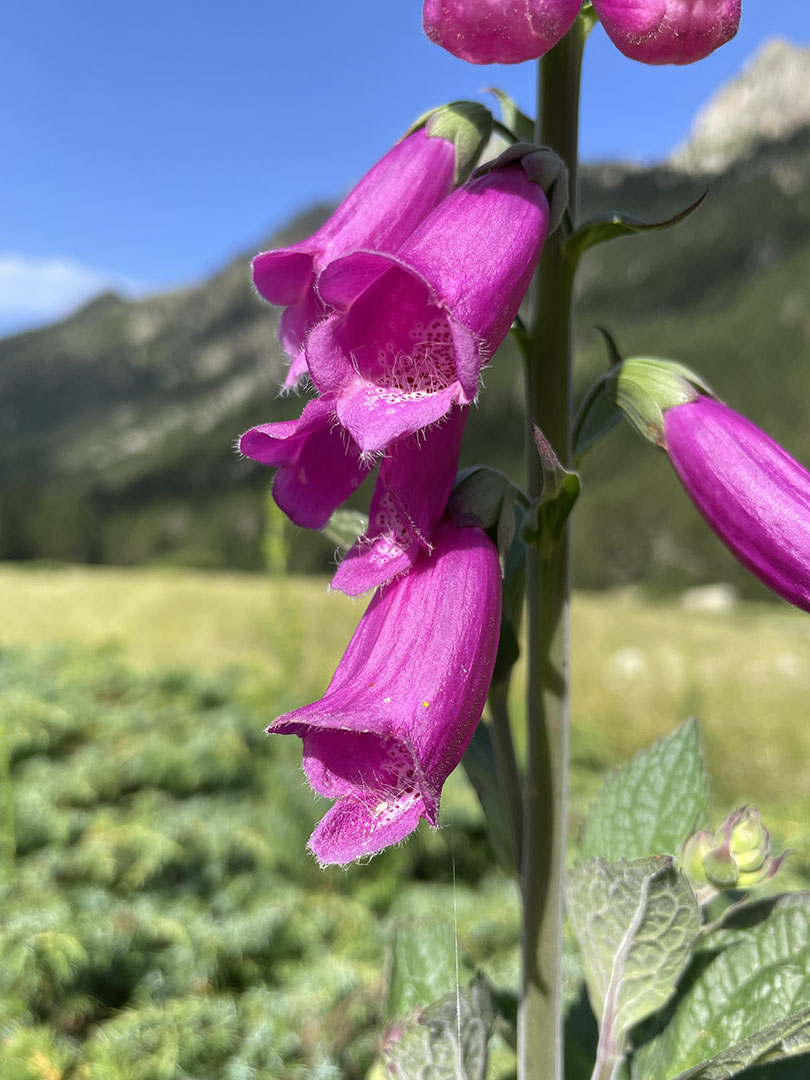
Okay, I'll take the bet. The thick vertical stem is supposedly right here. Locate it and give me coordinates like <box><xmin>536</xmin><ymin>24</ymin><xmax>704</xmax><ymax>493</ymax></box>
<box><xmin>518</xmin><ymin>22</ymin><xmax>584</xmax><ymax>1080</ymax></box>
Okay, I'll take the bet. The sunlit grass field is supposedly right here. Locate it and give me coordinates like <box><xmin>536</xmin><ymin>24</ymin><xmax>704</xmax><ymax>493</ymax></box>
<box><xmin>3</xmin><ymin>563</ymin><xmax>808</xmax><ymax>838</ymax></box>
<box><xmin>1</xmin><ymin>563</ymin><xmax>809</xmax><ymax>1077</ymax></box>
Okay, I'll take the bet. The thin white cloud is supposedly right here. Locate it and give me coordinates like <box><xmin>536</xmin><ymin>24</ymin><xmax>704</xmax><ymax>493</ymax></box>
<box><xmin>0</xmin><ymin>254</ymin><xmax>143</xmax><ymax>337</ymax></box>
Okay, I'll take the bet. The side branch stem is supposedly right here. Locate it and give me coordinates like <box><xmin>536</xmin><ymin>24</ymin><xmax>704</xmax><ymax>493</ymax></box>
<box><xmin>518</xmin><ymin>21</ymin><xmax>585</xmax><ymax>1080</ymax></box>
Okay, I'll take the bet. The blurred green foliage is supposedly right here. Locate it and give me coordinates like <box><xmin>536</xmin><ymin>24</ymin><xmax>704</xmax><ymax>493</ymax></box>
<box><xmin>0</xmin><ymin>644</ymin><xmax>518</xmax><ymax>1078</ymax></box>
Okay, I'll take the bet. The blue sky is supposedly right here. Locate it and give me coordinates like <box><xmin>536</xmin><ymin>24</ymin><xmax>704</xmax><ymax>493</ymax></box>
<box><xmin>2</xmin><ymin>2</ymin><xmax>808</xmax><ymax>336</ymax></box>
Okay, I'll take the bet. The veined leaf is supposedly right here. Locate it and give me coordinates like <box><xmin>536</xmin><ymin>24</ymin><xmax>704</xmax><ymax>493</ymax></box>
<box><xmin>580</xmin><ymin>717</ymin><xmax>709</xmax><ymax>861</ymax></box>
<box><xmin>567</xmin><ymin>856</ymin><xmax>700</xmax><ymax>1052</ymax></box>
<box><xmin>633</xmin><ymin>896</ymin><xmax>810</xmax><ymax>1080</ymax></box>
<box><xmin>384</xmin><ymin>974</ymin><xmax>494</xmax><ymax>1080</ymax></box>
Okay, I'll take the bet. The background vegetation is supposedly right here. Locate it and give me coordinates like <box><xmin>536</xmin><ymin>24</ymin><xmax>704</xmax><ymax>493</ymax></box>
<box><xmin>1</xmin><ymin>567</ymin><xmax>808</xmax><ymax>1077</ymax></box>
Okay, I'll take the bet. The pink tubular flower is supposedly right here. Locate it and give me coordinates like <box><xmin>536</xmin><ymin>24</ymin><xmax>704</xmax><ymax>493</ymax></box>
<box><xmin>268</xmin><ymin>517</ymin><xmax>501</xmax><ymax>866</ymax></box>
<box><xmin>592</xmin><ymin>0</ymin><xmax>741</xmax><ymax>65</ymax></box>
<box><xmin>306</xmin><ymin>150</ymin><xmax>552</xmax><ymax>455</ymax></box>
<box><xmin>664</xmin><ymin>397</ymin><xmax>810</xmax><ymax>612</ymax></box>
<box><xmin>422</xmin><ymin>0</ymin><xmax>581</xmax><ymax>64</ymax></box>
<box><xmin>253</xmin><ymin>128</ymin><xmax>456</xmax><ymax>388</ymax></box>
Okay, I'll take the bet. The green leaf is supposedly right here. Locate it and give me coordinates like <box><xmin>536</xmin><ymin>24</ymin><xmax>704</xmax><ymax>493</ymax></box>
<box><xmin>384</xmin><ymin>974</ymin><xmax>495</xmax><ymax>1080</ymax></box>
<box><xmin>461</xmin><ymin>723</ymin><xmax>515</xmax><ymax>876</ymax></box>
<box><xmin>486</xmin><ymin>88</ymin><xmax>534</xmax><ymax>144</ymax></box>
<box><xmin>387</xmin><ymin>919</ymin><xmax>466</xmax><ymax>1024</ymax></box>
<box><xmin>572</xmin><ymin>374</ymin><xmax>622</xmax><ymax>462</ymax></box>
<box><xmin>523</xmin><ymin>425</ymin><xmax>580</xmax><ymax>556</ymax></box>
<box><xmin>565</xmin><ymin>191</ymin><xmax>707</xmax><ymax>265</ymax></box>
<box><xmin>633</xmin><ymin>896</ymin><xmax>810</xmax><ymax>1080</ymax></box>
<box><xmin>320</xmin><ymin>508</ymin><xmax>368</xmax><ymax>551</ymax></box>
<box><xmin>567</xmin><ymin>856</ymin><xmax>700</xmax><ymax>1055</ymax></box>
<box><xmin>580</xmin><ymin>717</ymin><xmax>709</xmax><ymax>861</ymax></box>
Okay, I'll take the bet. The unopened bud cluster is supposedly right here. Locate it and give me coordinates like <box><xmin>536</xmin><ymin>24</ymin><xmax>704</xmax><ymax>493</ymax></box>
<box><xmin>681</xmin><ymin>806</ymin><xmax>786</xmax><ymax>895</ymax></box>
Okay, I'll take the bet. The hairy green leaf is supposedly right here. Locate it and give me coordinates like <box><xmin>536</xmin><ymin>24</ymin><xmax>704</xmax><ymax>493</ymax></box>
<box><xmin>387</xmin><ymin>919</ymin><xmax>466</xmax><ymax>1025</ymax></box>
<box><xmin>580</xmin><ymin>717</ymin><xmax>709</xmax><ymax>861</ymax></box>
<box><xmin>567</xmin><ymin>856</ymin><xmax>699</xmax><ymax>1048</ymax></box>
<box><xmin>384</xmin><ymin>975</ymin><xmax>494</xmax><ymax>1080</ymax></box>
<box><xmin>633</xmin><ymin>896</ymin><xmax>810</xmax><ymax>1080</ymax></box>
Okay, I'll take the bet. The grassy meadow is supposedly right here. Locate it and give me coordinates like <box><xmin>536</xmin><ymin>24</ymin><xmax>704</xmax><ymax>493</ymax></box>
<box><xmin>1</xmin><ymin>563</ymin><xmax>809</xmax><ymax>1078</ymax></box>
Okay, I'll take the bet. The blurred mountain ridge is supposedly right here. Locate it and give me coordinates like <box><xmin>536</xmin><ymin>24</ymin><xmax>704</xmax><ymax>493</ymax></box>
<box><xmin>671</xmin><ymin>38</ymin><xmax>810</xmax><ymax>173</ymax></box>
<box><xmin>2</xmin><ymin>78</ymin><xmax>810</xmax><ymax>594</ymax></box>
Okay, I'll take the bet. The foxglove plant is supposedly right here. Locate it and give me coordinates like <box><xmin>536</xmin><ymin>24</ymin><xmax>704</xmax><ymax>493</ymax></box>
<box><xmin>267</xmin><ymin>517</ymin><xmax>500</xmax><ymax>865</ymax></box>
<box><xmin>242</xmin><ymin>4</ymin><xmax>810</xmax><ymax>1079</ymax></box>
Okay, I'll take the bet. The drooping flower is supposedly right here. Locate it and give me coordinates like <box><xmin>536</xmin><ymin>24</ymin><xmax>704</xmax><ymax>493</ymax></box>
<box><xmin>592</xmin><ymin>0</ymin><xmax>741</xmax><ymax>65</ymax></box>
<box><xmin>422</xmin><ymin>0</ymin><xmax>582</xmax><ymax>65</ymax></box>
<box><xmin>664</xmin><ymin>396</ymin><xmax>810</xmax><ymax>612</ymax></box>
<box><xmin>268</xmin><ymin>517</ymin><xmax>501</xmax><ymax>865</ymax></box>
<box><xmin>306</xmin><ymin>147</ymin><xmax>560</xmax><ymax>455</ymax></box>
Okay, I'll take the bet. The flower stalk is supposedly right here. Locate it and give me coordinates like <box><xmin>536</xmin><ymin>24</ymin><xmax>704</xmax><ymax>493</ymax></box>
<box><xmin>519</xmin><ymin>18</ymin><xmax>586</xmax><ymax>1080</ymax></box>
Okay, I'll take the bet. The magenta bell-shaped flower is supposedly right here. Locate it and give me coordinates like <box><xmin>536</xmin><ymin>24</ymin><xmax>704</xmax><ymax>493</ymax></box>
<box><xmin>268</xmin><ymin>517</ymin><xmax>501</xmax><ymax>866</ymax></box>
<box><xmin>305</xmin><ymin>151</ymin><xmax>551</xmax><ymax>455</ymax></box>
<box><xmin>422</xmin><ymin>0</ymin><xmax>582</xmax><ymax>65</ymax></box>
<box><xmin>253</xmin><ymin>128</ymin><xmax>456</xmax><ymax>388</ymax></box>
<box><xmin>592</xmin><ymin>0</ymin><xmax>741</xmax><ymax>65</ymax></box>
<box><xmin>664</xmin><ymin>397</ymin><xmax>810</xmax><ymax>612</ymax></box>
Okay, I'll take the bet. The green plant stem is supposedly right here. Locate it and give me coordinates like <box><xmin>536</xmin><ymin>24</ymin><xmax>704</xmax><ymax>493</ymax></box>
<box><xmin>519</xmin><ymin>21</ymin><xmax>585</xmax><ymax>1080</ymax></box>
<box><xmin>488</xmin><ymin>681</ymin><xmax>523</xmax><ymax>869</ymax></box>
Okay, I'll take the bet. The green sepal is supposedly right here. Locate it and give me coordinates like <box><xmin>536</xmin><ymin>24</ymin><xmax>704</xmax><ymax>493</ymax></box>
<box><xmin>522</xmin><ymin>426</ymin><xmax>580</xmax><ymax>557</ymax></box>
<box><xmin>564</xmin><ymin>190</ymin><xmax>707</xmax><ymax>267</ymax></box>
<box><xmin>607</xmin><ymin>356</ymin><xmax>715</xmax><ymax>447</ymax></box>
<box><xmin>320</xmin><ymin>507</ymin><xmax>368</xmax><ymax>551</ymax></box>
<box><xmin>486</xmin><ymin>87</ymin><xmax>534</xmax><ymax>144</ymax></box>
<box><xmin>572</xmin><ymin>374</ymin><xmax>622</xmax><ymax>463</ymax></box>
<box><xmin>408</xmin><ymin>101</ymin><xmax>493</xmax><ymax>184</ymax></box>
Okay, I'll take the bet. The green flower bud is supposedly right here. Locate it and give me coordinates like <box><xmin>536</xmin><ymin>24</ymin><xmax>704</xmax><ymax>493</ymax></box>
<box><xmin>606</xmin><ymin>357</ymin><xmax>714</xmax><ymax>447</ymax></box>
<box><xmin>681</xmin><ymin>806</ymin><xmax>787</xmax><ymax>898</ymax></box>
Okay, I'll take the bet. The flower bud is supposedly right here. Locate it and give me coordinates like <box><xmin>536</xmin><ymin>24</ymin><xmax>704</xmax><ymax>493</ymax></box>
<box><xmin>592</xmin><ymin>0</ymin><xmax>741</xmax><ymax>66</ymax></box>
<box><xmin>680</xmin><ymin>808</ymin><xmax>787</xmax><ymax>896</ymax></box>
